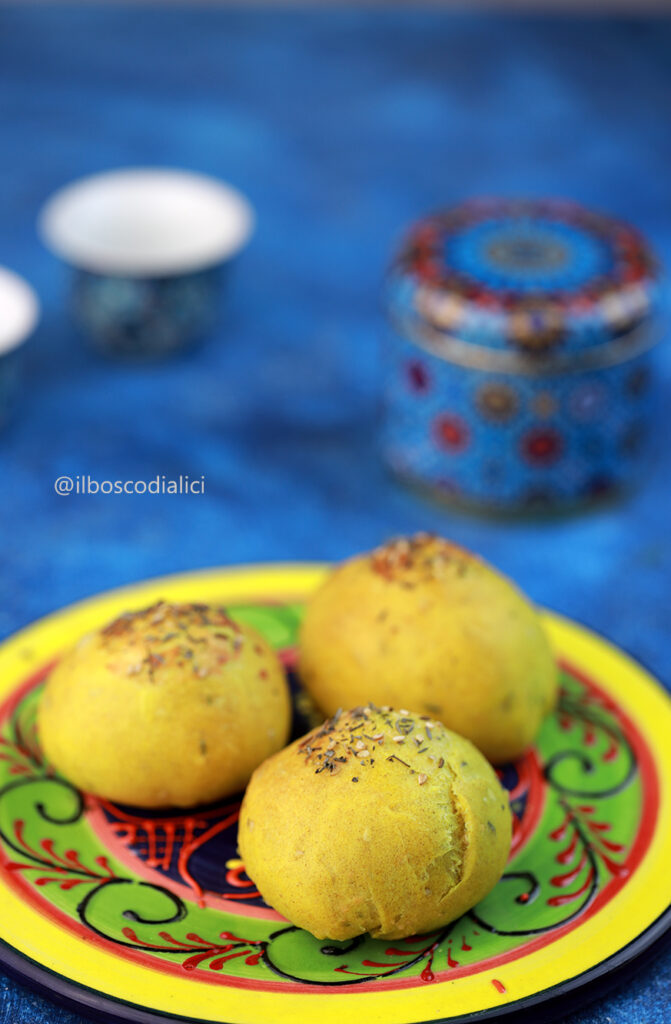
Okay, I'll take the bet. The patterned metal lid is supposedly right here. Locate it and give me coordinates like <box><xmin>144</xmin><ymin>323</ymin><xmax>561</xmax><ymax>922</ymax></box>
<box><xmin>388</xmin><ymin>198</ymin><xmax>660</xmax><ymax>361</ymax></box>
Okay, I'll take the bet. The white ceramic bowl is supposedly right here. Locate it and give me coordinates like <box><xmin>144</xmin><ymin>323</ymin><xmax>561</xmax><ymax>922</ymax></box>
<box><xmin>0</xmin><ymin>267</ymin><xmax>40</xmax><ymax>428</ymax></box>
<box><xmin>38</xmin><ymin>169</ymin><xmax>254</xmax><ymax>358</ymax></box>
<box><xmin>0</xmin><ymin>267</ymin><xmax>39</xmax><ymax>357</ymax></box>
<box><xmin>38</xmin><ymin>168</ymin><xmax>254</xmax><ymax>277</ymax></box>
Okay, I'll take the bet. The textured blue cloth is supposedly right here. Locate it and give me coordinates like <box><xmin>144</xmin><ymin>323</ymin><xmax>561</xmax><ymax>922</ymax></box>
<box><xmin>0</xmin><ymin>5</ymin><xmax>670</xmax><ymax>1022</ymax></box>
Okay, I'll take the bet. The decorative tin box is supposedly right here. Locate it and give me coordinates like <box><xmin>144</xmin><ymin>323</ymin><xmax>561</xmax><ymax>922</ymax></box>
<box><xmin>383</xmin><ymin>198</ymin><xmax>661</xmax><ymax>512</ymax></box>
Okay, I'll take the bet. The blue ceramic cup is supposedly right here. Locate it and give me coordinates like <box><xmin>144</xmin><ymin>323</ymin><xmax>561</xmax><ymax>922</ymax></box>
<box><xmin>39</xmin><ymin>169</ymin><xmax>254</xmax><ymax>359</ymax></box>
<box><xmin>0</xmin><ymin>267</ymin><xmax>40</xmax><ymax>430</ymax></box>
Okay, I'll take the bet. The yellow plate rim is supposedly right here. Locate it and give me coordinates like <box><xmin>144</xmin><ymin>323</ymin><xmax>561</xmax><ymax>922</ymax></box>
<box><xmin>0</xmin><ymin>562</ymin><xmax>670</xmax><ymax>1024</ymax></box>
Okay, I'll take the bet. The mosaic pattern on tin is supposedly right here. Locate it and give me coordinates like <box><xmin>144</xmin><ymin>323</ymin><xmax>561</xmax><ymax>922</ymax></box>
<box><xmin>390</xmin><ymin>198</ymin><xmax>658</xmax><ymax>352</ymax></box>
<box><xmin>386</xmin><ymin>330</ymin><xmax>652</xmax><ymax>509</ymax></box>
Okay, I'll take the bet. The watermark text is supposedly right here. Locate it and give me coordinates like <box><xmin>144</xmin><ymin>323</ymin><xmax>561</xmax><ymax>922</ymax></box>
<box><xmin>54</xmin><ymin>475</ymin><xmax>205</xmax><ymax>496</ymax></box>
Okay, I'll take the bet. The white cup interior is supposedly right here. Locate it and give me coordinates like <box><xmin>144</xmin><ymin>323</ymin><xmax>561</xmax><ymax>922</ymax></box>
<box><xmin>0</xmin><ymin>268</ymin><xmax>40</xmax><ymax>356</ymax></box>
<box><xmin>39</xmin><ymin>168</ymin><xmax>255</xmax><ymax>277</ymax></box>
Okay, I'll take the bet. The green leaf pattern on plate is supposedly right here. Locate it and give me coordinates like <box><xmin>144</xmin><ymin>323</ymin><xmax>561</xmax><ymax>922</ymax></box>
<box><xmin>0</xmin><ymin>602</ymin><xmax>645</xmax><ymax>988</ymax></box>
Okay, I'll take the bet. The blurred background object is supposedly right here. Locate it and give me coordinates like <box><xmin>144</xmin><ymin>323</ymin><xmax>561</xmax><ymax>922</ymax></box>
<box><xmin>383</xmin><ymin>197</ymin><xmax>661</xmax><ymax>513</ymax></box>
<box><xmin>39</xmin><ymin>168</ymin><xmax>254</xmax><ymax>358</ymax></box>
<box><xmin>0</xmin><ymin>267</ymin><xmax>39</xmax><ymax>430</ymax></box>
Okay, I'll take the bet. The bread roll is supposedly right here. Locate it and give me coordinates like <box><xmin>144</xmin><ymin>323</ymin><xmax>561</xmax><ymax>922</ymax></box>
<box><xmin>239</xmin><ymin>704</ymin><xmax>511</xmax><ymax>940</ymax></box>
<box><xmin>298</xmin><ymin>534</ymin><xmax>557</xmax><ymax>763</ymax></box>
<box><xmin>39</xmin><ymin>600</ymin><xmax>291</xmax><ymax>807</ymax></box>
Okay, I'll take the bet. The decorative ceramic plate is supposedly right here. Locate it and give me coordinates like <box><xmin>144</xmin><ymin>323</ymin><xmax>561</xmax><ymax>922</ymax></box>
<box><xmin>0</xmin><ymin>565</ymin><xmax>670</xmax><ymax>1024</ymax></box>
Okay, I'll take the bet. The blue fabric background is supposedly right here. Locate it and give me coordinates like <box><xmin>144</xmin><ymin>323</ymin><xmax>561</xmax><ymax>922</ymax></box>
<box><xmin>0</xmin><ymin>5</ymin><xmax>670</xmax><ymax>1022</ymax></box>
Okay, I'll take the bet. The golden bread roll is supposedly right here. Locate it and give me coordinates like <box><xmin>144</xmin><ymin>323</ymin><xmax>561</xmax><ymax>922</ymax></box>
<box><xmin>298</xmin><ymin>534</ymin><xmax>557</xmax><ymax>763</ymax></box>
<box><xmin>38</xmin><ymin>600</ymin><xmax>291</xmax><ymax>808</ymax></box>
<box><xmin>239</xmin><ymin>704</ymin><xmax>511</xmax><ymax>940</ymax></box>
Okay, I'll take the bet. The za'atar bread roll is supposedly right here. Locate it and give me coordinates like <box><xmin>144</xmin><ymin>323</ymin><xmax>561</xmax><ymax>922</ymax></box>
<box><xmin>298</xmin><ymin>533</ymin><xmax>557</xmax><ymax>763</ymax></box>
<box><xmin>239</xmin><ymin>704</ymin><xmax>511</xmax><ymax>940</ymax></box>
<box><xmin>39</xmin><ymin>601</ymin><xmax>291</xmax><ymax>807</ymax></box>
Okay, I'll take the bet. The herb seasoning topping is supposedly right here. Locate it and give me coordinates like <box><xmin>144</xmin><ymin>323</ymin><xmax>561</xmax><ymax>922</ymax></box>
<box><xmin>297</xmin><ymin>703</ymin><xmax>452</xmax><ymax>782</ymax></box>
<box><xmin>97</xmin><ymin>601</ymin><xmax>247</xmax><ymax>682</ymax></box>
<box><xmin>370</xmin><ymin>533</ymin><xmax>472</xmax><ymax>584</ymax></box>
